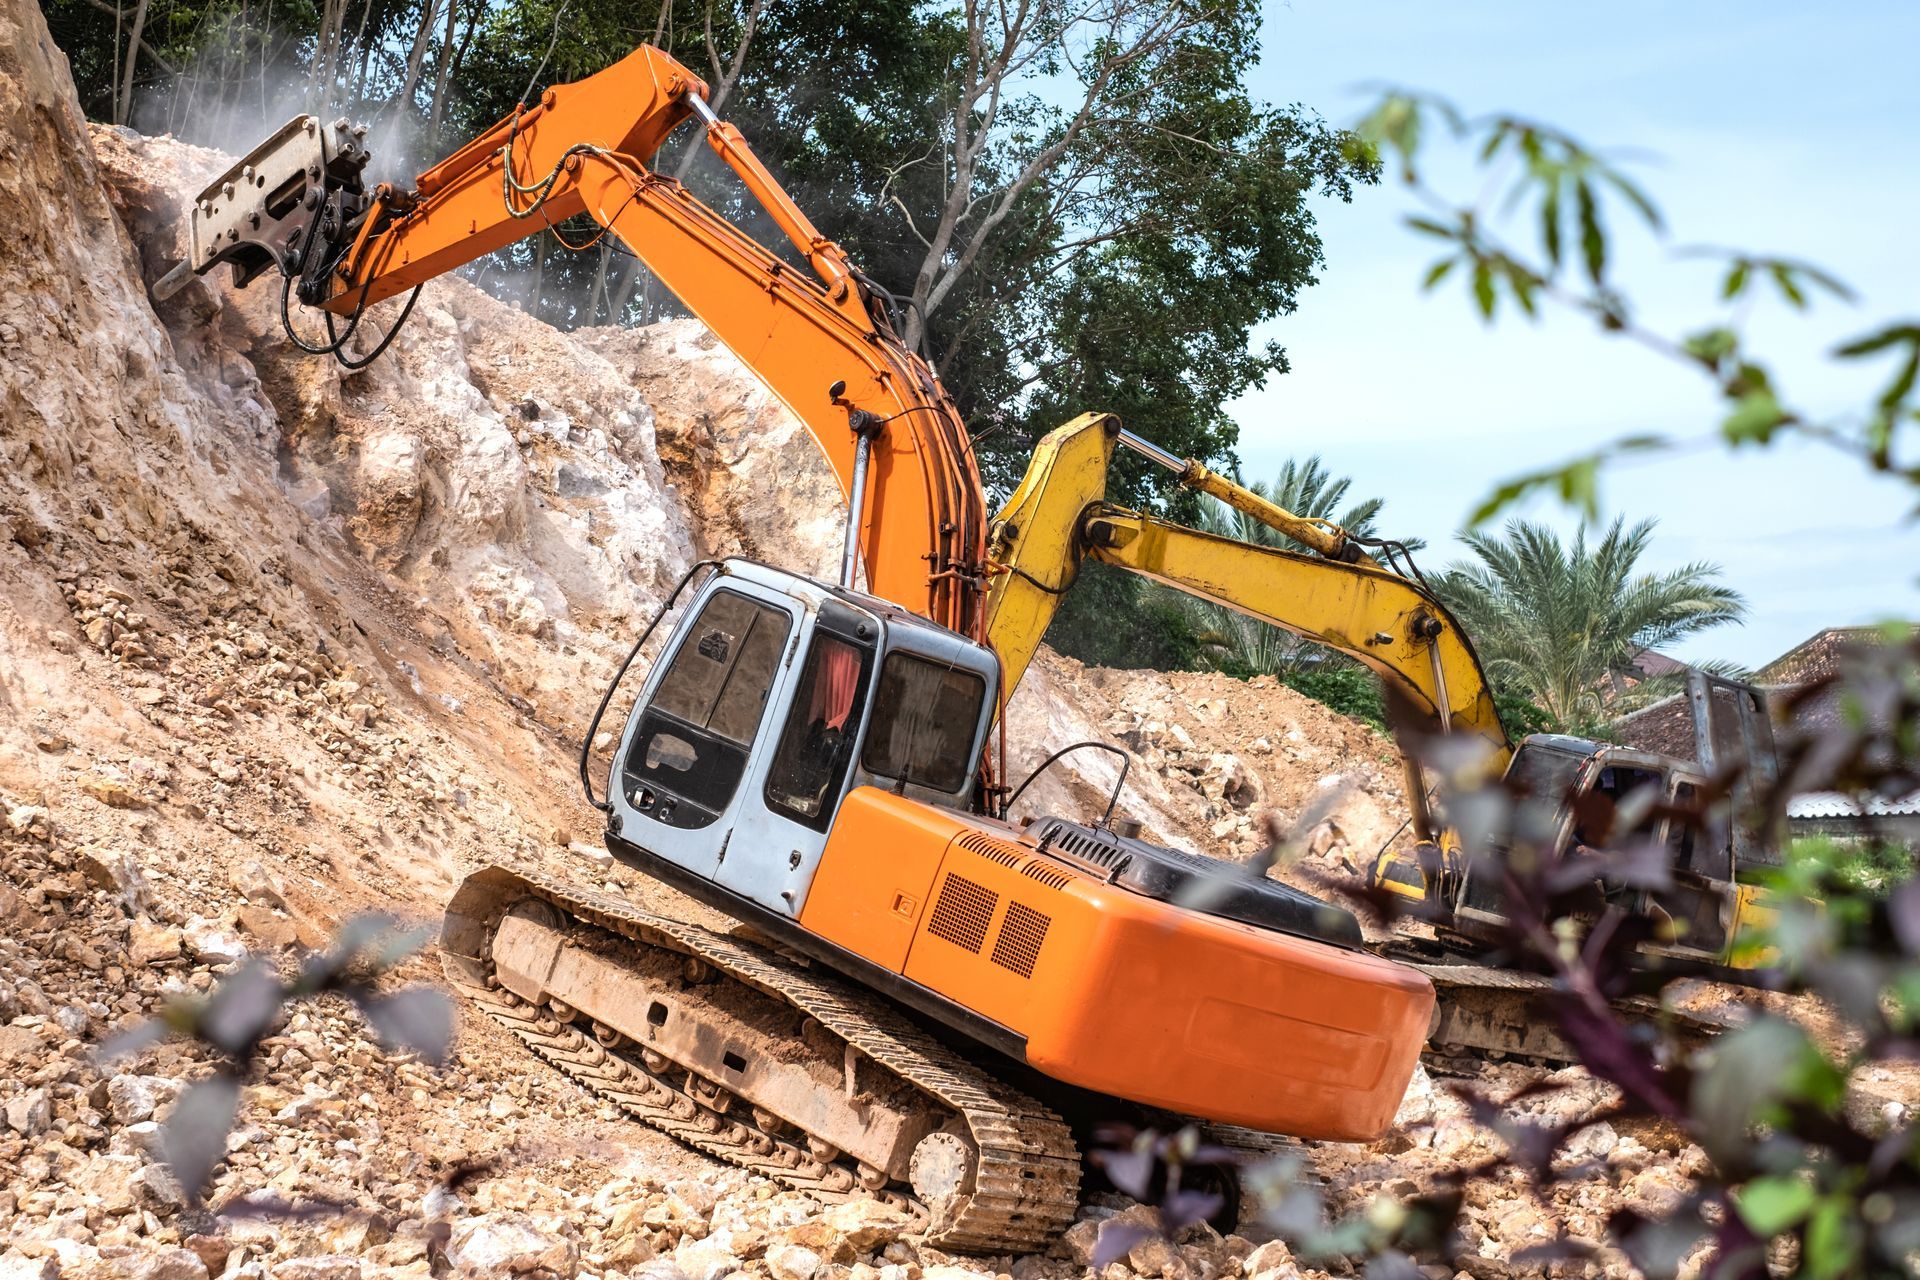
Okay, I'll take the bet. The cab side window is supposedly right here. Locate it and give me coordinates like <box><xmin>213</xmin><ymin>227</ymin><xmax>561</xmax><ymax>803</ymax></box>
<box><xmin>765</xmin><ymin>633</ymin><xmax>872</xmax><ymax>831</ymax></box>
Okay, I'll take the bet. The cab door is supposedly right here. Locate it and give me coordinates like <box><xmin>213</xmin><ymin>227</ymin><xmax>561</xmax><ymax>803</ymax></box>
<box><xmin>1644</xmin><ymin>778</ymin><xmax>1736</xmax><ymax>961</ymax></box>
<box><xmin>611</xmin><ymin>584</ymin><xmax>799</xmax><ymax>881</ymax></box>
<box><xmin>713</xmin><ymin>614</ymin><xmax>877</xmax><ymax>917</ymax></box>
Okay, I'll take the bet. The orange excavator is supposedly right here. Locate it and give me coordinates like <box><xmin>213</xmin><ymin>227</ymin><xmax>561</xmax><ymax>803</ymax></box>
<box><xmin>159</xmin><ymin>45</ymin><xmax>1439</xmax><ymax>1250</ymax></box>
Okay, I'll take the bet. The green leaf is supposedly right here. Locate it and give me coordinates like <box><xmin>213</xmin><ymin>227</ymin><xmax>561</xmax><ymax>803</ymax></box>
<box><xmin>1721</xmin><ymin>260</ymin><xmax>1749</xmax><ymax>301</ymax></box>
<box><xmin>1404</xmin><ymin>215</ymin><xmax>1460</xmax><ymax>241</ymax></box>
<box><xmin>1692</xmin><ymin>1018</ymin><xmax>1842</xmax><ymax>1164</ymax></box>
<box><xmin>1772</xmin><ymin>262</ymin><xmax>1807</xmax><ymax>309</ymax></box>
<box><xmin>1722</xmin><ymin>390</ymin><xmax>1786</xmax><ymax>445</ymax></box>
<box><xmin>1684</xmin><ymin>327</ymin><xmax>1738</xmax><ymax>366</ymax></box>
<box><xmin>1540</xmin><ymin>179</ymin><xmax>1563</xmax><ymax>270</ymax></box>
<box><xmin>1805</xmin><ymin>1195</ymin><xmax>1864</xmax><ymax>1280</ymax></box>
<box><xmin>1422</xmin><ymin>257</ymin><xmax>1458</xmax><ymax>290</ymax></box>
<box><xmin>1472</xmin><ymin>260</ymin><xmax>1497</xmax><ymax>321</ymax></box>
<box><xmin>1576</xmin><ymin>179</ymin><xmax>1605</xmax><ymax>284</ymax></box>
<box><xmin>1737</xmin><ymin>1175</ymin><xmax>1817</xmax><ymax>1234</ymax></box>
<box><xmin>1600</xmin><ymin>168</ymin><xmax>1663</xmax><ymax>231</ymax></box>
<box><xmin>1834</xmin><ymin>323</ymin><xmax>1920</xmax><ymax>359</ymax></box>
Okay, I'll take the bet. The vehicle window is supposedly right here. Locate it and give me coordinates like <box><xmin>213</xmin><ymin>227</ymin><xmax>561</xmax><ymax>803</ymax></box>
<box><xmin>1505</xmin><ymin>745</ymin><xmax>1584</xmax><ymax>811</ymax></box>
<box><xmin>766</xmin><ymin>634</ymin><xmax>871</xmax><ymax>829</ymax></box>
<box><xmin>1571</xmin><ymin>765</ymin><xmax>1663</xmax><ymax>848</ymax></box>
<box><xmin>650</xmin><ymin>591</ymin><xmax>788</xmax><ymax>745</ymax></box>
<box><xmin>621</xmin><ymin>592</ymin><xmax>790</xmax><ymax>828</ymax></box>
<box><xmin>861</xmin><ymin>653</ymin><xmax>985</xmax><ymax>794</ymax></box>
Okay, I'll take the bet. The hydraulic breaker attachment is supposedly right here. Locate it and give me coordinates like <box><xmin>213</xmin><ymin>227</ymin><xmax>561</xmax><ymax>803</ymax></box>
<box><xmin>151</xmin><ymin>115</ymin><xmax>372</xmax><ymax>303</ymax></box>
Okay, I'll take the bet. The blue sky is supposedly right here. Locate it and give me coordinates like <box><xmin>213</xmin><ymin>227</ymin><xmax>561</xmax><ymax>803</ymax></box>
<box><xmin>1231</xmin><ymin>2</ymin><xmax>1920</xmax><ymax>668</ymax></box>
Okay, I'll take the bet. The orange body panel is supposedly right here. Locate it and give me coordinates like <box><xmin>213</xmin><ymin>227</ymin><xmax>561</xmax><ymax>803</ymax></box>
<box><xmin>801</xmin><ymin>790</ymin><xmax>1434</xmax><ymax>1142</ymax></box>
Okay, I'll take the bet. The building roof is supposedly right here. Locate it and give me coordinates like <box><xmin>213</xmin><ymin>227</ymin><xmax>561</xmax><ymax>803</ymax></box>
<box><xmin>1629</xmin><ymin>649</ymin><xmax>1688</xmax><ymax>678</ymax></box>
<box><xmin>1786</xmin><ymin>790</ymin><xmax>1920</xmax><ymax>820</ymax></box>
<box><xmin>1755</xmin><ymin>625</ymin><xmax>1918</xmax><ymax>687</ymax></box>
<box><xmin>1611</xmin><ymin>693</ymin><xmax>1697</xmax><ymax>758</ymax></box>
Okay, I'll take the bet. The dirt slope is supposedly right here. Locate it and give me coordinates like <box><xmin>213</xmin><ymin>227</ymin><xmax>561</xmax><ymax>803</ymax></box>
<box><xmin>0</xmin><ymin>3</ymin><xmax>1741</xmax><ymax>1277</ymax></box>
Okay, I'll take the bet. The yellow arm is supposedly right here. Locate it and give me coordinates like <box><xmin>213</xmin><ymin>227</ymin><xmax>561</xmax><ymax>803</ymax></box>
<box><xmin>984</xmin><ymin>416</ymin><xmax>1511</xmax><ymax>839</ymax></box>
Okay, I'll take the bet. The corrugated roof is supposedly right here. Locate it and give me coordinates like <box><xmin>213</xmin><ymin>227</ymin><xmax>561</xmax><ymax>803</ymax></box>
<box><xmin>1786</xmin><ymin>790</ymin><xmax>1920</xmax><ymax>819</ymax></box>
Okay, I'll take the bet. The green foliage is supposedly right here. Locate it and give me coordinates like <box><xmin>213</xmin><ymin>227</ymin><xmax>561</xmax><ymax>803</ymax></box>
<box><xmin>1279</xmin><ymin>667</ymin><xmax>1386</xmax><ymax>730</ymax></box>
<box><xmin>1493</xmin><ymin>687</ymin><xmax>1555</xmax><ymax>741</ymax></box>
<box><xmin>1350</xmin><ymin>89</ymin><xmax>1920</xmax><ymax>522</ymax></box>
<box><xmin>1785</xmin><ymin>835</ymin><xmax>1916</xmax><ymax>899</ymax></box>
<box><xmin>1040</xmin><ymin>561</ymin><xmax>1204</xmax><ymax>672</ymax></box>
<box><xmin>1432</xmin><ymin>516</ymin><xmax>1746</xmax><ymax>732</ymax></box>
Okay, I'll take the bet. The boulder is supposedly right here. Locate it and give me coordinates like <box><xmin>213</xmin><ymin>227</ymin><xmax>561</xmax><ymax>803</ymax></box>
<box><xmin>805</xmin><ymin>1201</ymin><xmax>912</xmax><ymax>1254</ymax></box>
<box><xmin>131</xmin><ymin>1249</ymin><xmax>211</xmax><ymax>1280</ymax></box>
<box><xmin>445</xmin><ymin>1213</ymin><xmax>578</xmax><ymax>1278</ymax></box>
<box><xmin>5</xmin><ymin>1088</ymin><xmax>52</xmax><ymax>1137</ymax></box>
<box><xmin>0</xmin><ymin>1256</ymin><xmax>58</xmax><ymax>1280</ymax></box>
<box><xmin>128</xmin><ymin>919</ymin><xmax>183</xmax><ymax>966</ymax></box>
<box><xmin>107</xmin><ymin>1075</ymin><xmax>181</xmax><ymax>1125</ymax></box>
<box><xmin>183</xmin><ymin>918</ymin><xmax>247</xmax><ymax>965</ymax></box>
<box><xmin>766</xmin><ymin>1245</ymin><xmax>822</xmax><ymax>1280</ymax></box>
<box><xmin>672</xmin><ymin>1231</ymin><xmax>743</xmax><ymax>1280</ymax></box>
<box><xmin>231</xmin><ymin>863</ymin><xmax>289</xmax><ymax>910</ymax></box>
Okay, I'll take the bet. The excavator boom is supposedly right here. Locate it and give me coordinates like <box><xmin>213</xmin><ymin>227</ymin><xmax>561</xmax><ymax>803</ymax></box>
<box><xmin>173</xmin><ymin>45</ymin><xmax>988</xmax><ymax>639</ymax></box>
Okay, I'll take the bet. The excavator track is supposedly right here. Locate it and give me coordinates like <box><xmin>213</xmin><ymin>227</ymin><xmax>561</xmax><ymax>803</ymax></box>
<box><xmin>1410</xmin><ymin>962</ymin><xmax>1743</xmax><ymax>1074</ymax></box>
<box><xmin>442</xmin><ymin>865</ymin><xmax>1082</xmax><ymax>1254</ymax></box>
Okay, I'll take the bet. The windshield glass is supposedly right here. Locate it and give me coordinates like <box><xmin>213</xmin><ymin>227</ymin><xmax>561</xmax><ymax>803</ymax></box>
<box><xmin>1506</xmin><ymin>744</ymin><xmax>1585</xmax><ymax>817</ymax></box>
<box><xmin>861</xmin><ymin>653</ymin><xmax>984</xmax><ymax>793</ymax></box>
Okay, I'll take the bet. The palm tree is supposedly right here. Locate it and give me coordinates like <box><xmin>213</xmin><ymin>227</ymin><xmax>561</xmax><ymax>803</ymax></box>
<box><xmin>1433</xmin><ymin>517</ymin><xmax>1747</xmax><ymax>732</ymax></box>
<box><xmin>1170</xmin><ymin>456</ymin><xmax>1423</xmax><ymax>676</ymax></box>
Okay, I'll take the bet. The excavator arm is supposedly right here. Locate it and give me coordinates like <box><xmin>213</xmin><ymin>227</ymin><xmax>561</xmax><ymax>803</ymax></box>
<box><xmin>163</xmin><ymin>45</ymin><xmax>988</xmax><ymax>638</ymax></box>
<box><xmin>984</xmin><ymin>415</ymin><xmax>1511</xmax><ymax>842</ymax></box>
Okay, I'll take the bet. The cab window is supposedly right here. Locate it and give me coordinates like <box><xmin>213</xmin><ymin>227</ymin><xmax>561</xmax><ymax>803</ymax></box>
<box><xmin>861</xmin><ymin>653</ymin><xmax>985</xmax><ymax>794</ymax></box>
<box><xmin>623</xmin><ymin>591</ymin><xmax>789</xmax><ymax>826</ymax></box>
<box><xmin>766</xmin><ymin>633</ymin><xmax>872</xmax><ymax>830</ymax></box>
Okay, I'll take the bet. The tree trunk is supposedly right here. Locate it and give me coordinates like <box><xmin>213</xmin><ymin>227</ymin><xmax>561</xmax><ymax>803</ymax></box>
<box><xmin>390</xmin><ymin>0</ymin><xmax>442</xmax><ymax>121</ymax></box>
<box><xmin>114</xmin><ymin>0</ymin><xmax>149</xmax><ymax>126</ymax></box>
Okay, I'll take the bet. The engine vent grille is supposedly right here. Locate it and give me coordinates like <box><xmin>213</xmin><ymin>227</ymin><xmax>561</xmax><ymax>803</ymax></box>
<box><xmin>990</xmin><ymin>902</ymin><xmax>1051</xmax><ymax>978</ymax></box>
<box><xmin>1020</xmin><ymin>861</ymin><xmax>1072</xmax><ymax>890</ymax></box>
<box><xmin>956</xmin><ymin>831</ymin><xmax>1027</xmax><ymax>868</ymax></box>
<box><xmin>927</xmin><ymin>874</ymin><xmax>998</xmax><ymax>954</ymax></box>
<box><xmin>1042</xmin><ymin>825</ymin><xmax>1125</xmax><ymax>868</ymax></box>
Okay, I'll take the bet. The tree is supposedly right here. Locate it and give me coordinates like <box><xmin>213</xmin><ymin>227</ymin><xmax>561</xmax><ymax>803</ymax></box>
<box><xmin>1433</xmin><ymin>516</ymin><xmax>1746</xmax><ymax>732</ymax></box>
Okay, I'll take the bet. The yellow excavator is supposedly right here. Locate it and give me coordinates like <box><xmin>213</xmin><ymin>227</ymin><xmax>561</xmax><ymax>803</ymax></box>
<box><xmin>161</xmin><ymin>40</ymin><xmax>1781</xmax><ymax>1248</ymax></box>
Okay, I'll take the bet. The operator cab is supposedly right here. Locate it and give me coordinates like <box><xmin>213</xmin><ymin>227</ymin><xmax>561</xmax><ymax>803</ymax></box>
<box><xmin>1451</xmin><ymin>735</ymin><xmax>1780</xmax><ymax>965</ymax></box>
<box><xmin>605</xmin><ymin>560</ymin><xmax>997</xmax><ymax>920</ymax></box>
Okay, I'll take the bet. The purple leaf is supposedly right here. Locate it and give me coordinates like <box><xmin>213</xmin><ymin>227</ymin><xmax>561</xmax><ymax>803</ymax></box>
<box><xmin>1091</xmin><ymin>1222</ymin><xmax>1156</xmax><ymax>1270</ymax></box>
<box><xmin>1891</xmin><ymin>878</ymin><xmax>1920</xmax><ymax>955</ymax></box>
<box><xmin>164</xmin><ymin>1075</ymin><xmax>241</xmax><ymax>1205</ymax></box>
<box><xmin>1161</xmin><ymin>1189</ymin><xmax>1224</xmax><ymax>1233</ymax></box>
<box><xmin>96</xmin><ymin>1017</ymin><xmax>170</xmax><ymax>1062</ymax></box>
<box><xmin>359</xmin><ymin>987</ymin><xmax>454</xmax><ymax>1064</ymax></box>
<box><xmin>1099</xmin><ymin>1148</ymin><xmax>1156</xmax><ymax>1201</ymax></box>
<box><xmin>201</xmin><ymin>960</ymin><xmax>286</xmax><ymax>1054</ymax></box>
